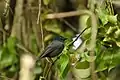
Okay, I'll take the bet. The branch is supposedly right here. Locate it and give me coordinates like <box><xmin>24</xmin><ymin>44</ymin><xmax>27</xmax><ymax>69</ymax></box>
<box><xmin>60</xmin><ymin>19</ymin><xmax>78</xmax><ymax>33</ymax></box>
<box><xmin>19</xmin><ymin>54</ymin><xmax>35</xmax><ymax>80</ymax></box>
<box><xmin>32</xmin><ymin>0</ymin><xmax>44</xmax><ymax>52</ymax></box>
<box><xmin>46</xmin><ymin>10</ymin><xmax>92</xmax><ymax>19</ymax></box>
<box><xmin>16</xmin><ymin>43</ymin><xmax>34</xmax><ymax>55</ymax></box>
<box><xmin>89</xmin><ymin>13</ymin><xmax>98</xmax><ymax>80</ymax></box>
<box><xmin>37</xmin><ymin>0</ymin><xmax>44</xmax><ymax>52</ymax></box>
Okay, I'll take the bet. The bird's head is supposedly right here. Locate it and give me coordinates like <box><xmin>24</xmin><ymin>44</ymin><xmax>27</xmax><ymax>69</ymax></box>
<box><xmin>54</xmin><ymin>36</ymin><xmax>67</xmax><ymax>42</ymax></box>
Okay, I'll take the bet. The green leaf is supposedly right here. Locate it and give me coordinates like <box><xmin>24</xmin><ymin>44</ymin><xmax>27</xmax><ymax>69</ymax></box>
<box><xmin>106</xmin><ymin>26</ymin><xmax>117</xmax><ymax>35</ymax></box>
<box><xmin>75</xmin><ymin>61</ymin><xmax>89</xmax><ymax>69</ymax></box>
<box><xmin>96</xmin><ymin>60</ymin><xmax>108</xmax><ymax>72</ymax></box>
<box><xmin>115</xmin><ymin>29</ymin><xmax>120</xmax><ymax>38</ymax></box>
<box><xmin>96</xmin><ymin>48</ymin><xmax>120</xmax><ymax>72</ymax></box>
<box><xmin>96</xmin><ymin>9</ymin><xmax>108</xmax><ymax>25</ymax></box>
<box><xmin>72</xmin><ymin>67</ymin><xmax>90</xmax><ymax>79</ymax></box>
<box><xmin>81</xmin><ymin>51</ymin><xmax>96</xmax><ymax>62</ymax></box>
<box><xmin>0</xmin><ymin>37</ymin><xmax>18</xmax><ymax>70</ymax></box>
<box><xmin>108</xmin><ymin>15</ymin><xmax>117</xmax><ymax>24</ymax></box>
<box><xmin>9</xmin><ymin>65</ymin><xmax>17</xmax><ymax>72</ymax></box>
<box><xmin>7</xmin><ymin>37</ymin><xmax>17</xmax><ymax>54</ymax></box>
<box><xmin>116</xmin><ymin>41</ymin><xmax>120</xmax><ymax>47</ymax></box>
<box><xmin>43</xmin><ymin>0</ymin><xmax>50</xmax><ymax>5</ymax></box>
<box><xmin>62</xmin><ymin>64</ymin><xmax>70</xmax><ymax>79</ymax></box>
<box><xmin>34</xmin><ymin>66</ymin><xmax>42</xmax><ymax>74</ymax></box>
<box><xmin>58</xmin><ymin>54</ymin><xmax>69</xmax><ymax>79</ymax></box>
<box><xmin>0</xmin><ymin>47</ymin><xmax>17</xmax><ymax>69</ymax></box>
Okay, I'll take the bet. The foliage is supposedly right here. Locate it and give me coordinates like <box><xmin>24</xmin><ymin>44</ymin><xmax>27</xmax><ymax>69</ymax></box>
<box><xmin>0</xmin><ymin>0</ymin><xmax>120</xmax><ymax>80</ymax></box>
<box><xmin>0</xmin><ymin>37</ymin><xmax>18</xmax><ymax>78</ymax></box>
<box><xmin>95</xmin><ymin>2</ymin><xmax>120</xmax><ymax>72</ymax></box>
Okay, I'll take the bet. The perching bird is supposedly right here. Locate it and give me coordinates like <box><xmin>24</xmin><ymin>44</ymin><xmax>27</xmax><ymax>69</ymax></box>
<box><xmin>39</xmin><ymin>36</ymin><xmax>66</xmax><ymax>58</ymax></box>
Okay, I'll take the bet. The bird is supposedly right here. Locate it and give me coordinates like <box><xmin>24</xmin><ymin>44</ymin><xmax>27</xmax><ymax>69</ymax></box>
<box><xmin>39</xmin><ymin>36</ymin><xmax>66</xmax><ymax>59</ymax></box>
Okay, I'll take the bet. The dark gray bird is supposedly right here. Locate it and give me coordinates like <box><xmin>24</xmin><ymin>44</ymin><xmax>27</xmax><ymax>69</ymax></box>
<box><xmin>39</xmin><ymin>36</ymin><xmax>66</xmax><ymax>58</ymax></box>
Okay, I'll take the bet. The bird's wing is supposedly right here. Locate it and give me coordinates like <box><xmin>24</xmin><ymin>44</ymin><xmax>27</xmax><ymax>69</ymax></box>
<box><xmin>39</xmin><ymin>41</ymin><xmax>62</xmax><ymax>58</ymax></box>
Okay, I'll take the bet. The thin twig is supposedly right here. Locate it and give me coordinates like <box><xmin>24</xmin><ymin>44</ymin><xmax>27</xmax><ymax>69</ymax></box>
<box><xmin>43</xmin><ymin>61</ymin><xmax>49</xmax><ymax>79</ymax></box>
<box><xmin>16</xmin><ymin>43</ymin><xmax>34</xmax><ymax>54</ymax></box>
<box><xmin>60</xmin><ymin>19</ymin><xmax>78</xmax><ymax>33</ymax></box>
<box><xmin>40</xmin><ymin>20</ymin><xmax>44</xmax><ymax>51</ymax></box>
<box><xmin>3</xmin><ymin>0</ymin><xmax>13</xmax><ymax>16</ymax></box>
<box><xmin>36</xmin><ymin>0</ymin><xmax>44</xmax><ymax>52</ymax></box>
<box><xmin>45</xmin><ymin>61</ymin><xmax>52</xmax><ymax>79</ymax></box>
<box><xmin>3</xmin><ymin>0</ymin><xmax>10</xmax><ymax>16</ymax></box>
<box><xmin>39</xmin><ymin>0</ymin><xmax>44</xmax><ymax>51</ymax></box>
<box><xmin>109</xmin><ymin>0</ymin><xmax>114</xmax><ymax>15</ymax></box>
<box><xmin>0</xmin><ymin>28</ymin><xmax>9</xmax><ymax>35</ymax></box>
<box><xmin>37</xmin><ymin>0</ymin><xmax>41</xmax><ymax>24</ymax></box>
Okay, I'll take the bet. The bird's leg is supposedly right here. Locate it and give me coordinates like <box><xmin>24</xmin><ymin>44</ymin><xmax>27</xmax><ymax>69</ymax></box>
<box><xmin>46</xmin><ymin>57</ymin><xmax>53</xmax><ymax>63</ymax></box>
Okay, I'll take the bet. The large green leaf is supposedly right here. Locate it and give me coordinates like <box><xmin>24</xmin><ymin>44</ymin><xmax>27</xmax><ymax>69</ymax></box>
<box><xmin>0</xmin><ymin>37</ymin><xmax>18</xmax><ymax>70</ymax></box>
<box><xmin>57</xmin><ymin>53</ymin><xmax>69</xmax><ymax>79</ymax></box>
<box><xmin>108</xmin><ymin>15</ymin><xmax>117</xmax><ymax>24</ymax></box>
<box><xmin>96</xmin><ymin>8</ymin><xmax>109</xmax><ymax>25</ymax></box>
<box><xmin>75</xmin><ymin>61</ymin><xmax>89</xmax><ymax>69</ymax></box>
<box><xmin>96</xmin><ymin>47</ymin><xmax>120</xmax><ymax>72</ymax></box>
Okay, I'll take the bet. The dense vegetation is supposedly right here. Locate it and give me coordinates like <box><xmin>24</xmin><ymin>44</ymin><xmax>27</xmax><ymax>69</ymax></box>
<box><xmin>0</xmin><ymin>0</ymin><xmax>120</xmax><ymax>80</ymax></box>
